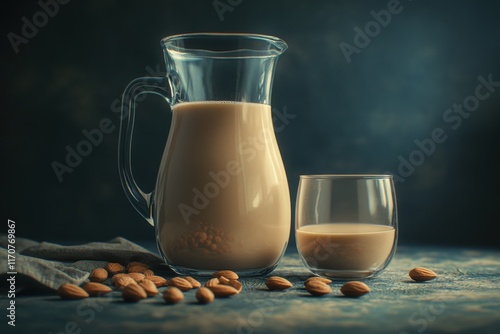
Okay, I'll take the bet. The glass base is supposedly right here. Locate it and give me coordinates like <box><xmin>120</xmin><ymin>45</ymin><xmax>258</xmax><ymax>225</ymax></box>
<box><xmin>167</xmin><ymin>264</ymin><xmax>278</xmax><ymax>277</ymax></box>
<box><xmin>155</xmin><ymin>238</ymin><xmax>285</xmax><ymax>277</ymax></box>
<box><xmin>307</xmin><ymin>268</ymin><xmax>387</xmax><ymax>280</ymax></box>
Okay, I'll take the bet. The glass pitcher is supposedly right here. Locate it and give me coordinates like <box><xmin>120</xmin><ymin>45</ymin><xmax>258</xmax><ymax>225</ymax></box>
<box><xmin>118</xmin><ymin>33</ymin><xmax>290</xmax><ymax>276</ymax></box>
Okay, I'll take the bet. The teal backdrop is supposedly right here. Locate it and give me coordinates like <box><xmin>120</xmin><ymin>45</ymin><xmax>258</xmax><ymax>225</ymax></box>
<box><xmin>2</xmin><ymin>0</ymin><xmax>500</xmax><ymax>247</ymax></box>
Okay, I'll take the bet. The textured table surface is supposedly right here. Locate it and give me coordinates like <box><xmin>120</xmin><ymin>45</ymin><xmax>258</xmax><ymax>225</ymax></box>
<box><xmin>3</xmin><ymin>245</ymin><xmax>500</xmax><ymax>334</ymax></box>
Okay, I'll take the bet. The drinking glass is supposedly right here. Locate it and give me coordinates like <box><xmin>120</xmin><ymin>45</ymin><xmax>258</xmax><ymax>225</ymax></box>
<box><xmin>295</xmin><ymin>175</ymin><xmax>398</xmax><ymax>279</ymax></box>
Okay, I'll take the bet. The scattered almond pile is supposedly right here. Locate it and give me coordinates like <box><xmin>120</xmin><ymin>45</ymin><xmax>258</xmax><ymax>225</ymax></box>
<box><xmin>57</xmin><ymin>263</ymin><xmax>244</xmax><ymax>304</ymax></box>
<box><xmin>56</xmin><ymin>263</ymin><xmax>437</xmax><ymax>303</ymax></box>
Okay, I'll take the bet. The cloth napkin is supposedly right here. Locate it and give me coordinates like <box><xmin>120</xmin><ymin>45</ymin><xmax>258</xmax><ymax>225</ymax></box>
<box><xmin>0</xmin><ymin>235</ymin><xmax>165</xmax><ymax>292</ymax></box>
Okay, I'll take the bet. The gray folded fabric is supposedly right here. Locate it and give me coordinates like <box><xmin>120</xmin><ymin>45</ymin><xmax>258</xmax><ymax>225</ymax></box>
<box><xmin>0</xmin><ymin>235</ymin><xmax>165</xmax><ymax>292</ymax></box>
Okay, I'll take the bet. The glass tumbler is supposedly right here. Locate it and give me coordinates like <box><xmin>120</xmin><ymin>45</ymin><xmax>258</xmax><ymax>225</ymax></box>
<box><xmin>295</xmin><ymin>175</ymin><xmax>398</xmax><ymax>279</ymax></box>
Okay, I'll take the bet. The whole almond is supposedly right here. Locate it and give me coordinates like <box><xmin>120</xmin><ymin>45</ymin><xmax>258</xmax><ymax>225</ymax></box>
<box><xmin>163</xmin><ymin>287</ymin><xmax>184</xmax><ymax>304</ymax></box>
<box><xmin>122</xmin><ymin>283</ymin><xmax>147</xmax><ymax>302</ymax></box>
<box><xmin>228</xmin><ymin>280</ymin><xmax>243</xmax><ymax>293</ymax></box>
<box><xmin>196</xmin><ymin>287</ymin><xmax>215</xmax><ymax>304</ymax></box>
<box><xmin>111</xmin><ymin>273</ymin><xmax>127</xmax><ymax>284</ymax></box>
<box><xmin>213</xmin><ymin>270</ymin><xmax>239</xmax><ymax>280</ymax></box>
<box><xmin>58</xmin><ymin>283</ymin><xmax>89</xmax><ymax>300</ymax></box>
<box><xmin>105</xmin><ymin>262</ymin><xmax>124</xmax><ymax>276</ymax></box>
<box><xmin>208</xmin><ymin>284</ymin><xmax>239</xmax><ymax>298</ymax></box>
<box><xmin>139</xmin><ymin>279</ymin><xmax>159</xmax><ymax>297</ymax></box>
<box><xmin>184</xmin><ymin>276</ymin><xmax>201</xmax><ymax>288</ymax></box>
<box><xmin>409</xmin><ymin>267</ymin><xmax>437</xmax><ymax>282</ymax></box>
<box><xmin>127</xmin><ymin>265</ymin><xmax>149</xmax><ymax>274</ymax></box>
<box><xmin>126</xmin><ymin>273</ymin><xmax>145</xmax><ymax>283</ymax></box>
<box><xmin>82</xmin><ymin>282</ymin><xmax>112</xmax><ymax>297</ymax></box>
<box><xmin>147</xmin><ymin>275</ymin><xmax>168</xmax><ymax>287</ymax></box>
<box><xmin>340</xmin><ymin>281</ymin><xmax>370</xmax><ymax>297</ymax></box>
<box><xmin>126</xmin><ymin>261</ymin><xmax>149</xmax><ymax>270</ymax></box>
<box><xmin>304</xmin><ymin>277</ymin><xmax>332</xmax><ymax>285</ymax></box>
<box><xmin>89</xmin><ymin>268</ymin><xmax>108</xmax><ymax>283</ymax></box>
<box><xmin>168</xmin><ymin>277</ymin><xmax>193</xmax><ymax>291</ymax></box>
<box><xmin>143</xmin><ymin>269</ymin><xmax>155</xmax><ymax>277</ymax></box>
<box><xmin>305</xmin><ymin>281</ymin><xmax>332</xmax><ymax>296</ymax></box>
<box><xmin>265</xmin><ymin>276</ymin><xmax>293</xmax><ymax>290</ymax></box>
<box><xmin>114</xmin><ymin>276</ymin><xmax>137</xmax><ymax>290</ymax></box>
<box><xmin>204</xmin><ymin>277</ymin><xmax>220</xmax><ymax>288</ymax></box>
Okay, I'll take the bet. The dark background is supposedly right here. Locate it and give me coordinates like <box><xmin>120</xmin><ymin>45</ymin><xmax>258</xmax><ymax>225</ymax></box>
<box><xmin>2</xmin><ymin>0</ymin><xmax>499</xmax><ymax>248</ymax></box>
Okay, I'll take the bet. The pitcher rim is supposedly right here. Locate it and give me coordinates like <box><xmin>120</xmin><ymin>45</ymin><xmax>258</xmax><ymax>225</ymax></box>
<box><xmin>160</xmin><ymin>32</ymin><xmax>288</xmax><ymax>57</ymax></box>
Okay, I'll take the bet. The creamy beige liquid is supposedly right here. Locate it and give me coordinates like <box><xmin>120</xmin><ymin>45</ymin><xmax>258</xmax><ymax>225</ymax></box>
<box><xmin>296</xmin><ymin>223</ymin><xmax>395</xmax><ymax>271</ymax></box>
<box><xmin>155</xmin><ymin>101</ymin><xmax>290</xmax><ymax>271</ymax></box>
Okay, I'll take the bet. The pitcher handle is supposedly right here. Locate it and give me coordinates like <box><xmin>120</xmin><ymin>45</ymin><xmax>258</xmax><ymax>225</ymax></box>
<box><xmin>118</xmin><ymin>76</ymin><xmax>170</xmax><ymax>226</ymax></box>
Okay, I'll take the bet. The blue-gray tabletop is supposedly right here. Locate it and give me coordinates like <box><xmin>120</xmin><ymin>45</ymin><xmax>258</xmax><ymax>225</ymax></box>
<box><xmin>4</xmin><ymin>246</ymin><xmax>500</xmax><ymax>334</ymax></box>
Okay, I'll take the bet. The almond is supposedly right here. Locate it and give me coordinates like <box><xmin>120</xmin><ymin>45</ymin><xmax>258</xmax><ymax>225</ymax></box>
<box><xmin>340</xmin><ymin>281</ymin><xmax>370</xmax><ymax>297</ymax></box>
<box><xmin>110</xmin><ymin>273</ymin><xmax>127</xmax><ymax>284</ymax></box>
<box><xmin>82</xmin><ymin>282</ymin><xmax>112</xmax><ymax>297</ymax></box>
<box><xmin>127</xmin><ymin>265</ymin><xmax>149</xmax><ymax>274</ymax></box>
<box><xmin>146</xmin><ymin>275</ymin><xmax>168</xmax><ymax>287</ymax></box>
<box><xmin>213</xmin><ymin>270</ymin><xmax>239</xmax><ymax>280</ymax></box>
<box><xmin>265</xmin><ymin>276</ymin><xmax>293</xmax><ymax>290</ymax></box>
<box><xmin>122</xmin><ymin>283</ymin><xmax>147</xmax><ymax>302</ymax></box>
<box><xmin>89</xmin><ymin>268</ymin><xmax>108</xmax><ymax>283</ymax></box>
<box><xmin>105</xmin><ymin>262</ymin><xmax>124</xmax><ymax>275</ymax></box>
<box><xmin>208</xmin><ymin>284</ymin><xmax>239</xmax><ymax>298</ymax></box>
<box><xmin>58</xmin><ymin>283</ymin><xmax>89</xmax><ymax>300</ymax></box>
<box><xmin>196</xmin><ymin>287</ymin><xmax>215</xmax><ymax>304</ymax></box>
<box><xmin>204</xmin><ymin>278</ymin><xmax>219</xmax><ymax>288</ymax></box>
<box><xmin>126</xmin><ymin>261</ymin><xmax>149</xmax><ymax>270</ymax></box>
<box><xmin>228</xmin><ymin>280</ymin><xmax>243</xmax><ymax>293</ymax></box>
<box><xmin>139</xmin><ymin>279</ymin><xmax>159</xmax><ymax>297</ymax></box>
<box><xmin>304</xmin><ymin>277</ymin><xmax>332</xmax><ymax>285</ymax></box>
<box><xmin>163</xmin><ymin>287</ymin><xmax>184</xmax><ymax>304</ymax></box>
<box><xmin>142</xmin><ymin>269</ymin><xmax>155</xmax><ymax>277</ymax></box>
<box><xmin>168</xmin><ymin>277</ymin><xmax>193</xmax><ymax>291</ymax></box>
<box><xmin>218</xmin><ymin>276</ymin><xmax>230</xmax><ymax>285</ymax></box>
<box><xmin>126</xmin><ymin>273</ymin><xmax>145</xmax><ymax>283</ymax></box>
<box><xmin>114</xmin><ymin>276</ymin><xmax>137</xmax><ymax>290</ymax></box>
<box><xmin>305</xmin><ymin>281</ymin><xmax>332</xmax><ymax>296</ymax></box>
<box><xmin>184</xmin><ymin>276</ymin><xmax>201</xmax><ymax>288</ymax></box>
<box><xmin>409</xmin><ymin>267</ymin><xmax>437</xmax><ymax>282</ymax></box>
